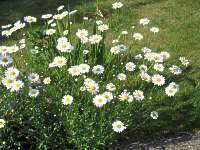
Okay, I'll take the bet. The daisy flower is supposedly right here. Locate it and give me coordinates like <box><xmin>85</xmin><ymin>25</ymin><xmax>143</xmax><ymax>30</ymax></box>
<box><xmin>112</xmin><ymin>2</ymin><xmax>123</xmax><ymax>9</ymax></box>
<box><xmin>52</xmin><ymin>56</ymin><xmax>67</xmax><ymax>68</ymax></box>
<box><xmin>24</xmin><ymin>16</ymin><xmax>37</xmax><ymax>23</ymax></box>
<box><xmin>112</xmin><ymin>120</ymin><xmax>126</xmax><ymax>133</ymax></box>
<box><xmin>76</xmin><ymin>29</ymin><xmax>88</xmax><ymax>39</ymax></box>
<box><xmin>92</xmin><ymin>65</ymin><xmax>104</xmax><ymax>75</ymax></box>
<box><xmin>68</xmin><ymin>66</ymin><xmax>81</xmax><ymax>76</ymax></box>
<box><xmin>28</xmin><ymin>73</ymin><xmax>40</xmax><ymax>83</ymax></box>
<box><xmin>139</xmin><ymin>65</ymin><xmax>148</xmax><ymax>72</ymax></box>
<box><xmin>93</xmin><ymin>94</ymin><xmax>107</xmax><ymax>107</ymax></box>
<box><xmin>45</xmin><ymin>29</ymin><xmax>56</xmax><ymax>35</ymax></box>
<box><xmin>89</xmin><ymin>34</ymin><xmax>102</xmax><ymax>44</ymax></box>
<box><xmin>169</xmin><ymin>65</ymin><xmax>182</xmax><ymax>75</ymax></box>
<box><xmin>62</xmin><ymin>95</ymin><xmax>73</xmax><ymax>106</ymax></box>
<box><xmin>152</xmin><ymin>74</ymin><xmax>165</xmax><ymax>86</ymax></box>
<box><xmin>79</xmin><ymin>64</ymin><xmax>90</xmax><ymax>74</ymax></box>
<box><xmin>0</xmin><ymin>119</ymin><xmax>6</xmax><ymax>128</ymax></box>
<box><xmin>110</xmin><ymin>46</ymin><xmax>121</xmax><ymax>54</ymax></box>
<box><xmin>140</xmin><ymin>72</ymin><xmax>151</xmax><ymax>82</ymax></box>
<box><xmin>29</xmin><ymin>89</ymin><xmax>39</xmax><ymax>98</ymax></box>
<box><xmin>103</xmin><ymin>91</ymin><xmax>113</xmax><ymax>102</ymax></box>
<box><xmin>160</xmin><ymin>51</ymin><xmax>170</xmax><ymax>60</ymax></box>
<box><xmin>106</xmin><ymin>83</ymin><xmax>116</xmax><ymax>92</ymax></box>
<box><xmin>96</xmin><ymin>20</ymin><xmax>103</xmax><ymax>25</ymax></box>
<box><xmin>152</xmin><ymin>53</ymin><xmax>163</xmax><ymax>63</ymax></box>
<box><xmin>133</xmin><ymin>33</ymin><xmax>143</xmax><ymax>40</ymax></box>
<box><xmin>0</xmin><ymin>55</ymin><xmax>13</xmax><ymax>66</ymax></box>
<box><xmin>144</xmin><ymin>53</ymin><xmax>154</xmax><ymax>62</ymax></box>
<box><xmin>165</xmin><ymin>82</ymin><xmax>179</xmax><ymax>97</ymax></box>
<box><xmin>53</xmin><ymin>14</ymin><xmax>63</xmax><ymax>20</ymax></box>
<box><xmin>141</xmin><ymin>47</ymin><xmax>151</xmax><ymax>53</ymax></box>
<box><xmin>154</xmin><ymin>63</ymin><xmax>164</xmax><ymax>72</ymax></box>
<box><xmin>119</xmin><ymin>91</ymin><xmax>133</xmax><ymax>102</ymax></box>
<box><xmin>63</xmin><ymin>30</ymin><xmax>69</xmax><ymax>35</ymax></box>
<box><xmin>41</xmin><ymin>14</ymin><xmax>52</xmax><ymax>19</ymax></box>
<box><xmin>117</xmin><ymin>73</ymin><xmax>126</xmax><ymax>81</ymax></box>
<box><xmin>150</xmin><ymin>27</ymin><xmax>159</xmax><ymax>33</ymax></box>
<box><xmin>2</xmin><ymin>77</ymin><xmax>15</xmax><ymax>89</ymax></box>
<box><xmin>10</xmin><ymin>80</ymin><xmax>24</xmax><ymax>92</ymax></box>
<box><xmin>0</xmin><ymin>46</ymin><xmax>9</xmax><ymax>54</ymax></box>
<box><xmin>150</xmin><ymin>111</ymin><xmax>159</xmax><ymax>120</ymax></box>
<box><xmin>5</xmin><ymin>67</ymin><xmax>19</xmax><ymax>79</ymax></box>
<box><xmin>125</xmin><ymin>62</ymin><xmax>136</xmax><ymax>72</ymax></box>
<box><xmin>179</xmin><ymin>57</ymin><xmax>189</xmax><ymax>67</ymax></box>
<box><xmin>43</xmin><ymin>77</ymin><xmax>51</xmax><ymax>85</ymax></box>
<box><xmin>56</xmin><ymin>40</ymin><xmax>74</xmax><ymax>53</ymax></box>
<box><xmin>86</xmin><ymin>82</ymin><xmax>99</xmax><ymax>95</ymax></box>
<box><xmin>98</xmin><ymin>24</ymin><xmax>109</xmax><ymax>32</ymax></box>
<box><xmin>133</xmin><ymin>90</ymin><xmax>144</xmax><ymax>101</ymax></box>
<box><xmin>139</xmin><ymin>18</ymin><xmax>150</xmax><ymax>26</ymax></box>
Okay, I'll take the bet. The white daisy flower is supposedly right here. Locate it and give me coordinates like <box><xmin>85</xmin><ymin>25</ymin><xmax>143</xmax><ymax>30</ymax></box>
<box><xmin>179</xmin><ymin>57</ymin><xmax>189</xmax><ymax>67</ymax></box>
<box><xmin>117</xmin><ymin>73</ymin><xmax>126</xmax><ymax>81</ymax></box>
<box><xmin>41</xmin><ymin>14</ymin><xmax>52</xmax><ymax>19</ymax></box>
<box><xmin>45</xmin><ymin>29</ymin><xmax>56</xmax><ymax>35</ymax></box>
<box><xmin>0</xmin><ymin>119</ymin><xmax>6</xmax><ymax>128</ymax></box>
<box><xmin>62</xmin><ymin>95</ymin><xmax>73</xmax><ymax>105</ymax></box>
<box><xmin>112</xmin><ymin>2</ymin><xmax>123</xmax><ymax>9</ymax></box>
<box><xmin>83</xmin><ymin>50</ymin><xmax>89</xmax><ymax>55</ymax></box>
<box><xmin>119</xmin><ymin>91</ymin><xmax>133</xmax><ymax>102</ymax></box>
<box><xmin>152</xmin><ymin>53</ymin><xmax>163</xmax><ymax>63</ymax></box>
<box><xmin>98</xmin><ymin>24</ymin><xmax>109</xmax><ymax>32</ymax></box>
<box><xmin>103</xmin><ymin>91</ymin><xmax>113</xmax><ymax>102</ymax></box>
<box><xmin>63</xmin><ymin>30</ymin><xmax>69</xmax><ymax>36</ymax></box>
<box><xmin>144</xmin><ymin>53</ymin><xmax>154</xmax><ymax>62</ymax></box>
<box><xmin>165</xmin><ymin>82</ymin><xmax>179</xmax><ymax>97</ymax></box>
<box><xmin>106</xmin><ymin>83</ymin><xmax>116</xmax><ymax>92</ymax></box>
<box><xmin>0</xmin><ymin>46</ymin><xmax>9</xmax><ymax>54</ymax></box>
<box><xmin>10</xmin><ymin>80</ymin><xmax>24</xmax><ymax>92</ymax></box>
<box><xmin>121</xmin><ymin>31</ymin><xmax>128</xmax><ymax>35</ymax></box>
<box><xmin>86</xmin><ymin>82</ymin><xmax>99</xmax><ymax>95</ymax></box>
<box><xmin>140</xmin><ymin>72</ymin><xmax>151</xmax><ymax>82</ymax></box>
<box><xmin>79</xmin><ymin>64</ymin><xmax>90</xmax><ymax>74</ymax></box>
<box><xmin>89</xmin><ymin>34</ymin><xmax>102</xmax><ymax>44</ymax></box>
<box><xmin>0</xmin><ymin>55</ymin><xmax>13</xmax><ymax>66</ymax></box>
<box><xmin>28</xmin><ymin>73</ymin><xmax>40</xmax><ymax>83</ymax></box>
<box><xmin>110</xmin><ymin>45</ymin><xmax>121</xmax><ymax>54</ymax></box>
<box><xmin>57</xmin><ymin>5</ymin><xmax>64</xmax><ymax>11</ymax></box>
<box><xmin>150</xmin><ymin>111</ymin><xmax>158</xmax><ymax>120</ymax></box>
<box><xmin>53</xmin><ymin>56</ymin><xmax>67</xmax><ymax>68</ymax></box>
<box><xmin>92</xmin><ymin>65</ymin><xmax>104</xmax><ymax>75</ymax></box>
<box><xmin>150</xmin><ymin>27</ymin><xmax>159</xmax><ymax>33</ymax></box>
<box><xmin>29</xmin><ymin>88</ymin><xmax>39</xmax><ymax>98</ymax></box>
<box><xmin>76</xmin><ymin>29</ymin><xmax>88</xmax><ymax>39</ymax></box>
<box><xmin>139</xmin><ymin>18</ymin><xmax>150</xmax><ymax>26</ymax></box>
<box><xmin>135</xmin><ymin>54</ymin><xmax>143</xmax><ymax>59</ymax></box>
<box><xmin>68</xmin><ymin>66</ymin><xmax>81</xmax><ymax>76</ymax></box>
<box><xmin>53</xmin><ymin>14</ymin><xmax>64</xmax><ymax>20</ymax></box>
<box><xmin>43</xmin><ymin>77</ymin><xmax>51</xmax><ymax>85</ymax></box>
<box><xmin>80</xmin><ymin>86</ymin><xmax>86</xmax><ymax>91</ymax></box>
<box><xmin>8</xmin><ymin>45</ymin><xmax>19</xmax><ymax>53</ymax></box>
<box><xmin>84</xmin><ymin>78</ymin><xmax>95</xmax><ymax>86</ymax></box>
<box><xmin>96</xmin><ymin>20</ymin><xmax>103</xmax><ymax>25</ymax></box>
<box><xmin>169</xmin><ymin>65</ymin><xmax>182</xmax><ymax>75</ymax></box>
<box><xmin>93</xmin><ymin>94</ymin><xmax>107</xmax><ymax>107</ymax></box>
<box><xmin>5</xmin><ymin>67</ymin><xmax>19</xmax><ymax>79</ymax></box>
<box><xmin>141</xmin><ymin>47</ymin><xmax>151</xmax><ymax>53</ymax></box>
<box><xmin>133</xmin><ymin>90</ymin><xmax>144</xmax><ymax>101</ymax></box>
<box><xmin>154</xmin><ymin>63</ymin><xmax>164</xmax><ymax>72</ymax></box>
<box><xmin>2</xmin><ymin>77</ymin><xmax>15</xmax><ymax>89</ymax></box>
<box><xmin>125</xmin><ymin>62</ymin><xmax>136</xmax><ymax>72</ymax></box>
<box><xmin>152</xmin><ymin>74</ymin><xmax>165</xmax><ymax>86</ymax></box>
<box><xmin>24</xmin><ymin>16</ymin><xmax>37</xmax><ymax>23</ymax></box>
<box><xmin>112</xmin><ymin>120</ymin><xmax>126</xmax><ymax>133</ymax></box>
<box><xmin>160</xmin><ymin>51</ymin><xmax>170</xmax><ymax>60</ymax></box>
<box><xmin>133</xmin><ymin>33</ymin><xmax>143</xmax><ymax>40</ymax></box>
<box><xmin>56</xmin><ymin>40</ymin><xmax>74</xmax><ymax>53</ymax></box>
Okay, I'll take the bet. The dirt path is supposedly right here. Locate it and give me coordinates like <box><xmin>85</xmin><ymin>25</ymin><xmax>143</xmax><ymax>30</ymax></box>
<box><xmin>113</xmin><ymin>132</ymin><xmax>200</xmax><ymax>150</ymax></box>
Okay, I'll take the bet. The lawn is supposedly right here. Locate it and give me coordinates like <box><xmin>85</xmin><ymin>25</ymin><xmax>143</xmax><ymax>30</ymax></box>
<box><xmin>0</xmin><ymin>0</ymin><xmax>200</xmax><ymax>149</ymax></box>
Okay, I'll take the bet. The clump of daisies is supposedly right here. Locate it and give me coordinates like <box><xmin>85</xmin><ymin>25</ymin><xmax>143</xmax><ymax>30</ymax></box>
<box><xmin>0</xmin><ymin>1</ymin><xmax>191</xmax><ymax>150</ymax></box>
